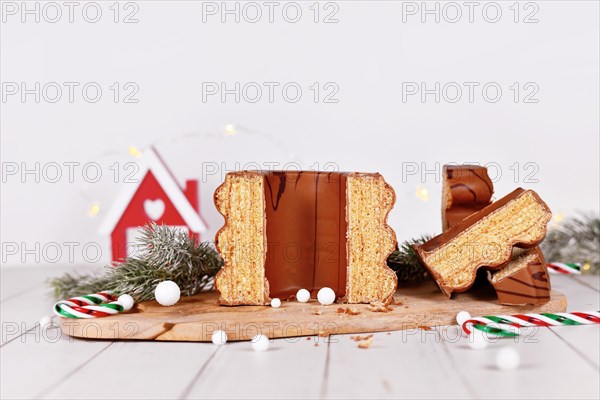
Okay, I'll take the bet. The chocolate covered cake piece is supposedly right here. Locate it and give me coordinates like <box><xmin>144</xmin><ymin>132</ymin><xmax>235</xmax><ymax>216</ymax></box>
<box><xmin>414</xmin><ymin>188</ymin><xmax>552</xmax><ymax>297</ymax></box>
<box><xmin>442</xmin><ymin>165</ymin><xmax>493</xmax><ymax>230</ymax></box>
<box><xmin>490</xmin><ymin>247</ymin><xmax>551</xmax><ymax>305</ymax></box>
<box><xmin>214</xmin><ymin>171</ymin><xmax>397</xmax><ymax>306</ymax></box>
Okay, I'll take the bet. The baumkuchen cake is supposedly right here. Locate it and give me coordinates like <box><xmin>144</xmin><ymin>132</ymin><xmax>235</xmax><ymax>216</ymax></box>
<box><xmin>489</xmin><ymin>247</ymin><xmax>551</xmax><ymax>305</ymax></box>
<box><xmin>442</xmin><ymin>165</ymin><xmax>493</xmax><ymax>230</ymax></box>
<box><xmin>414</xmin><ymin>187</ymin><xmax>552</xmax><ymax>297</ymax></box>
<box><xmin>439</xmin><ymin>165</ymin><xmax>551</xmax><ymax>305</ymax></box>
<box><xmin>214</xmin><ymin>171</ymin><xmax>397</xmax><ymax>306</ymax></box>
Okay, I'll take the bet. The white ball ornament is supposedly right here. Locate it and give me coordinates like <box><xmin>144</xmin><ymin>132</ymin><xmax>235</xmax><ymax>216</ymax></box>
<box><xmin>495</xmin><ymin>347</ymin><xmax>521</xmax><ymax>370</ymax></box>
<box><xmin>271</xmin><ymin>298</ymin><xmax>281</xmax><ymax>308</ymax></box>
<box><xmin>317</xmin><ymin>287</ymin><xmax>336</xmax><ymax>305</ymax></box>
<box><xmin>296</xmin><ymin>289</ymin><xmax>310</xmax><ymax>303</ymax></box>
<box><xmin>39</xmin><ymin>315</ymin><xmax>53</xmax><ymax>327</ymax></box>
<box><xmin>154</xmin><ymin>280</ymin><xmax>181</xmax><ymax>306</ymax></box>
<box><xmin>251</xmin><ymin>334</ymin><xmax>270</xmax><ymax>352</ymax></box>
<box><xmin>468</xmin><ymin>328</ymin><xmax>489</xmax><ymax>350</ymax></box>
<box><xmin>117</xmin><ymin>294</ymin><xmax>135</xmax><ymax>311</ymax></box>
<box><xmin>456</xmin><ymin>310</ymin><xmax>471</xmax><ymax>326</ymax></box>
<box><xmin>211</xmin><ymin>330</ymin><xmax>228</xmax><ymax>345</ymax></box>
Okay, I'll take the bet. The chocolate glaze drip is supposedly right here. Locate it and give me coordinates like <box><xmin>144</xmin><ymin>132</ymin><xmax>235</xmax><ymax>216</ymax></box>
<box><xmin>443</xmin><ymin>165</ymin><xmax>494</xmax><ymax>230</ymax></box>
<box><xmin>263</xmin><ymin>171</ymin><xmax>348</xmax><ymax>299</ymax></box>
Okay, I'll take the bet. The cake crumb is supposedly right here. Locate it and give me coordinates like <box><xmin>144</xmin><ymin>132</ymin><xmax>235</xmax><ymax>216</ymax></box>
<box><xmin>336</xmin><ymin>307</ymin><xmax>361</xmax><ymax>316</ymax></box>
<box><xmin>392</xmin><ymin>298</ymin><xmax>403</xmax><ymax>306</ymax></box>
<box><xmin>350</xmin><ymin>334</ymin><xmax>373</xmax><ymax>342</ymax></box>
<box><xmin>418</xmin><ymin>325</ymin><xmax>432</xmax><ymax>331</ymax></box>
<box><xmin>314</xmin><ymin>343</ymin><xmax>319</xmax><ymax>347</ymax></box>
<box><xmin>306</xmin><ymin>337</ymin><xmax>311</xmax><ymax>341</ymax></box>
<box><xmin>357</xmin><ymin>337</ymin><xmax>373</xmax><ymax>349</ymax></box>
<box><xmin>314</xmin><ymin>309</ymin><xmax>322</xmax><ymax>315</ymax></box>
<box><xmin>369</xmin><ymin>302</ymin><xmax>393</xmax><ymax>313</ymax></box>
<box><xmin>386</xmin><ymin>332</ymin><xmax>392</xmax><ymax>335</ymax></box>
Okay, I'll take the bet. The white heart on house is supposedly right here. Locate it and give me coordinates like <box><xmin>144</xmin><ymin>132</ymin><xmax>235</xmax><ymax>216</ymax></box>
<box><xmin>144</xmin><ymin>199</ymin><xmax>165</xmax><ymax>220</ymax></box>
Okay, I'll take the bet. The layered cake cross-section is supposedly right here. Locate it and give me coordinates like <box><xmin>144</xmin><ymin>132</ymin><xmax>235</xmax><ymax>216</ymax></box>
<box><xmin>214</xmin><ymin>171</ymin><xmax>398</xmax><ymax>306</ymax></box>
<box><xmin>415</xmin><ymin>187</ymin><xmax>552</xmax><ymax>297</ymax></box>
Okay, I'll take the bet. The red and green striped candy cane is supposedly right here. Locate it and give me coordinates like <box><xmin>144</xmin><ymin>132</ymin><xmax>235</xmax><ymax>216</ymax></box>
<box><xmin>547</xmin><ymin>262</ymin><xmax>582</xmax><ymax>275</ymax></box>
<box><xmin>53</xmin><ymin>291</ymin><xmax>124</xmax><ymax>319</ymax></box>
<box><xmin>462</xmin><ymin>311</ymin><xmax>600</xmax><ymax>338</ymax></box>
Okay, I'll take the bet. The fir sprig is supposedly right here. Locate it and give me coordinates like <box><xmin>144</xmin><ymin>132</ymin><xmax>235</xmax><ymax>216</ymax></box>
<box><xmin>49</xmin><ymin>223</ymin><xmax>223</xmax><ymax>301</ymax></box>
<box><xmin>387</xmin><ymin>235</ymin><xmax>432</xmax><ymax>283</ymax></box>
<box><xmin>541</xmin><ymin>213</ymin><xmax>600</xmax><ymax>274</ymax></box>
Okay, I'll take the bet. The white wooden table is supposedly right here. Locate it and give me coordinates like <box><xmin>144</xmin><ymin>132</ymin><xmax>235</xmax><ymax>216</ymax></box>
<box><xmin>1</xmin><ymin>266</ymin><xmax>599</xmax><ymax>399</ymax></box>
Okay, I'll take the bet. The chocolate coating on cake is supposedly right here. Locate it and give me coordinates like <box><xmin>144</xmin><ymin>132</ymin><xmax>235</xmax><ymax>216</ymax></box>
<box><xmin>264</xmin><ymin>171</ymin><xmax>348</xmax><ymax>299</ymax></box>
<box><xmin>490</xmin><ymin>247</ymin><xmax>551</xmax><ymax>305</ymax></box>
<box><xmin>442</xmin><ymin>165</ymin><xmax>493</xmax><ymax>230</ymax></box>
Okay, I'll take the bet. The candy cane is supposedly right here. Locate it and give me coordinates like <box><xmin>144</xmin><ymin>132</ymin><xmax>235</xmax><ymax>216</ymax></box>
<box><xmin>53</xmin><ymin>291</ymin><xmax>124</xmax><ymax>319</ymax></box>
<box><xmin>547</xmin><ymin>262</ymin><xmax>582</xmax><ymax>275</ymax></box>
<box><xmin>462</xmin><ymin>311</ymin><xmax>600</xmax><ymax>337</ymax></box>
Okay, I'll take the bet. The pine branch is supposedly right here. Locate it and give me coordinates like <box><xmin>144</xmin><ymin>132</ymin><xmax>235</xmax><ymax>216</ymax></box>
<box><xmin>48</xmin><ymin>223</ymin><xmax>223</xmax><ymax>301</ymax></box>
<box><xmin>387</xmin><ymin>235</ymin><xmax>432</xmax><ymax>283</ymax></box>
<box><xmin>541</xmin><ymin>212</ymin><xmax>600</xmax><ymax>274</ymax></box>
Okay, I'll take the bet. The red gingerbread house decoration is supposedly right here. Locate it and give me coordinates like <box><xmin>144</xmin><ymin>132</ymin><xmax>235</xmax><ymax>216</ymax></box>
<box><xmin>99</xmin><ymin>147</ymin><xmax>207</xmax><ymax>262</ymax></box>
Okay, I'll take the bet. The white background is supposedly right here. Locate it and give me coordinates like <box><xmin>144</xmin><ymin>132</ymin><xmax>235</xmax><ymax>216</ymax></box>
<box><xmin>1</xmin><ymin>0</ymin><xmax>599</xmax><ymax>267</ymax></box>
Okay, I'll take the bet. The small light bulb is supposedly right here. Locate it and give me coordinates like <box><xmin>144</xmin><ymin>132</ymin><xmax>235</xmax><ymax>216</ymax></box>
<box><xmin>583</xmin><ymin>262</ymin><xmax>591</xmax><ymax>271</ymax></box>
<box><xmin>87</xmin><ymin>202</ymin><xmax>100</xmax><ymax>217</ymax></box>
<box><xmin>224</xmin><ymin>124</ymin><xmax>237</xmax><ymax>136</ymax></box>
<box><xmin>554</xmin><ymin>213</ymin><xmax>565</xmax><ymax>222</ymax></box>
<box><xmin>128</xmin><ymin>146</ymin><xmax>142</xmax><ymax>158</ymax></box>
<box><xmin>415</xmin><ymin>187</ymin><xmax>429</xmax><ymax>202</ymax></box>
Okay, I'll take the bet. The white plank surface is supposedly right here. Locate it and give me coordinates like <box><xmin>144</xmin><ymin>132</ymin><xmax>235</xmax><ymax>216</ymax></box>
<box><xmin>437</xmin><ymin>325</ymin><xmax>600</xmax><ymax>399</ymax></box>
<box><xmin>43</xmin><ymin>341</ymin><xmax>219</xmax><ymax>400</ymax></box>
<box><xmin>548</xmin><ymin>275</ymin><xmax>600</xmax><ymax>371</ymax></box>
<box><xmin>1</xmin><ymin>267</ymin><xmax>599</xmax><ymax>399</ymax></box>
<box><xmin>551</xmin><ymin>275</ymin><xmax>600</xmax><ymax>310</ymax></box>
<box><xmin>324</xmin><ymin>330</ymin><xmax>473</xmax><ymax>399</ymax></box>
<box><xmin>183</xmin><ymin>336</ymin><xmax>329</xmax><ymax>399</ymax></box>
<box><xmin>0</xmin><ymin>332</ymin><xmax>112</xmax><ymax>399</ymax></box>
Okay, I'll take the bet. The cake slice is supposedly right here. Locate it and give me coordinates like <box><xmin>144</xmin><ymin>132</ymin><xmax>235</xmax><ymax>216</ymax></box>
<box><xmin>214</xmin><ymin>171</ymin><xmax>397</xmax><ymax>305</ymax></box>
<box><xmin>414</xmin><ymin>188</ymin><xmax>552</xmax><ymax>297</ymax></box>
<box><xmin>490</xmin><ymin>247</ymin><xmax>551</xmax><ymax>305</ymax></box>
<box><xmin>213</xmin><ymin>172</ymin><xmax>269</xmax><ymax>305</ymax></box>
<box><xmin>442</xmin><ymin>165</ymin><xmax>493</xmax><ymax>230</ymax></box>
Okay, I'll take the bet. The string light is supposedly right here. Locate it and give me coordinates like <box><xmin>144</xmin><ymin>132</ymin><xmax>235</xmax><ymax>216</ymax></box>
<box><xmin>79</xmin><ymin>123</ymin><xmax>298</xmax><ymax>217</ymax></box>
<box><xmin>551</xmin><ymin>212</ymin><xmax>565</xmax><ymax>229</ymax></box>
<box><xmin>554</xmin><ymin>213</ymin><xmax>565</xmax><ymax>223</ymax></box>
<box><xmin>128</xmin><ymin>146</ymin><xmax>142</xmax><ymax>158</ymax></box>
<box><xmin>223</xmin><ymin>124</ymin><xmax>237</xmax><ymax>136</ymax></box>
<box><xmin>583</xmin><ymin>262</ymin><xmax>591</xmax><ymax>271</ymax></box>
<box><xmin>87</xmin><ymin>202</ymin><xmax>101</xmax><ymax>217</ymax></box>
<box><xmin>415</xmin><ymin>186</ymin><xmax>429</xmax><ymax>202</ymax></box>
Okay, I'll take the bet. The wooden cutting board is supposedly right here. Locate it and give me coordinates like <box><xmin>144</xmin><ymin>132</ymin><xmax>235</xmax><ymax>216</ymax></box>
<box><xmin>59</xmin><ymin>282</ymin><xmax>567</xmax><ymax>342</ymax></box>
